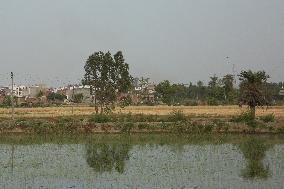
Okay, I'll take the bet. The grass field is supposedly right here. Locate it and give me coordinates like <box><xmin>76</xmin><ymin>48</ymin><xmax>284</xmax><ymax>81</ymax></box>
<box><xmin>0</xmin><ymin>105</ymin><xmax>283</xmax><ymax>118</ymax></box>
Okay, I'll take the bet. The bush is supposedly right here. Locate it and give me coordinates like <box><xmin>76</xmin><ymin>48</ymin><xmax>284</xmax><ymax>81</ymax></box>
<box><xmin>121</xmin><ymin>122</ymin><xmax>134</xmax><ymax>133</ymax></box>
<box><xmin>184</xmin><ymin>101</ymin><xmax>198</xmax><ymax>106</ymax></box>
<box><xmin>259</xmin><ymin>114</ymin><xmax>275</xmax><ymax>123</ymax></box>
<box><xmin>89</xmin><ymin>114</ymin><xmax>111</xmax><ymax>123</ymax></box>
<box><xmin>168</xmin><ymin>110</ymin><xmax>188</xmax><ymax>122</ymax></box>
<box><xmin>231</xmin><ymin>111</ymin><xmax>258</xmax><ymax>128</ymax></box>
<box><xmin>231</xmin><ymin>111</ymin><xmax>254</xmax><ymax>123</ymax></box>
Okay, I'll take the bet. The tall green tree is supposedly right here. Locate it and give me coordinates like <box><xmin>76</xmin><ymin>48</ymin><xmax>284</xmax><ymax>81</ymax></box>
<box><xmin>83</xmin><ymin>51</ymin><xmax>132</xmax><ymax>114</ymax></box>
<box><xmin>239</xmin><ymin>70</ymin><xmax>270</xmax><ymax>118</ymax></box>
<box><xmin>155</xmin><ymin>80</ymin><xmax>173</xmax><ymax>105</ymax></box>
<box><xmin>207</xmin><ymin>75</ymin><xmax>223</xmax><ymax>105</ymax></box>
<box><xmin>222</xmin><ymin>74</ymin><xmax>236</xmax><ymax>104</ymax></box>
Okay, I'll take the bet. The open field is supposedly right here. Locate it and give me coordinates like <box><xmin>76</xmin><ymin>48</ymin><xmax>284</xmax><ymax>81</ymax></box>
<box><xmin>0</xmin><ymin>105</ymin><xmax>283</xmax><ymax>118</ymax></box>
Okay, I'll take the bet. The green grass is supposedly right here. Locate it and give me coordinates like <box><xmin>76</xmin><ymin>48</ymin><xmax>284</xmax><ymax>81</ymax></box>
<box><xmin>259</xmin><ymin>114</ymin><xmax>275</xmax><ymax>123</ymax></box>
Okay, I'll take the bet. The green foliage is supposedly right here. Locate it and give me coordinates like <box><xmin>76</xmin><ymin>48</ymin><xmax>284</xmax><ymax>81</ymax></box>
<box><xmin>47</xmin><ymin>92</ymin><xmax>66</xmax><ymax>102</ymax></box>
<box><xmin>120</xmin><ymin>122</ymin><xmax>134</xmax><ymax>133</ymax></box>
<box><xmin>259</xmin><ymin>114</ymin><xmax>275</xmax><ymax>123</ymax></box>
<box><xmin>207</xmin><ymin>97</ymin><xmax>218</xmax><ymax>106</ymax></box>
<box><xmin>231</xmin><ymin>112</ymin><xmax>254</xmax><ymax>123</ymax></box>
<box><xmin>222</xmin><ymin>74</ymin><xmax>236</xmax><ymax>104</ymax></box>
<box><xmin>2</xmin><ymin>95</ymin><xmax>17</xmax><ymax>106</ymax></box>
<box><xmin>155</xmin><ymin>80</ymin><xmax>187</xmax><ymax>105</ymax></box>
<box><xmin>239</xmin><ymin>70</ymin><xmax>270</xmax><ymax>118</ymax></box>
<box><xmin>89</xmin><ymin>114</ymin><xmax>111</xmax><ymax>123</ymax></box>
<box><xmin>168</xmin><ymin>110</ymin><xmax>188</xmax><ymax>122</ymax></box>
<box><xmin>73</xmin><ymin>93</ymin><xmax>84</xmax><ymax>103</ymax></box>
<box><xmin>119</xmin><ymin>95</ymin><xmax>132</xmax><ymax>108</ymax></box>
<box><xmin>83</xmin><ymin>51</ymin><xmax>132</xmax><ymax>114</ymax></box>
<box><xmin>231</xmin><ymin>111</ymin><xmax>258</xmax><ymax>128</ymax></box>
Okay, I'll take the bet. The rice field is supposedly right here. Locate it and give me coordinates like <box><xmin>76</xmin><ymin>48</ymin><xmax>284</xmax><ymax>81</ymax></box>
<box><xmin>0</xmin><ymin>134</ymin><xmax>284</xmax><ymax>189</ymax></box>
<box><xmin>0</xmin><ymin>105</ymin><xmax>283</xmax><ymax>118</ymax></box>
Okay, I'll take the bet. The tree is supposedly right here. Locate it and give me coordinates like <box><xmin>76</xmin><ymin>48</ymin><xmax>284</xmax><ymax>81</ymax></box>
<box><xmin>155</xmin><ymin>80</ymin><xmax>173</xmax><ymax>105</ymax></box>
<box><xmin>208</xmin><ymin>75</ymin><xmax>223</xmax><ymax>105</ymax></box>
<box><xmin>222</xmin><ymin>74</ymin><xmax>236</xmax><ymax>104</ymax></box>
<box><xmin>47</xmin><ymin>92</ymin><xmax>66</xmax><ymax>102</ymax></box>
<box><xmin>73</xmin><ymin>93</ymin><xmax>84</xmax><ymax>103</ymax></box>
<box><xmin>83</xmin><ymin>51</ymin><xmax>132</xmax><ymax>114</ymax></box>
<box><xmin>238</xmin><ymin>70</ymin><xmax>270</xmax><ymax>118</ymax></box>
<box><xmin>155</xmin><ymin>81</ymin><xmax>187</xmax><ymax>105</ymax></box>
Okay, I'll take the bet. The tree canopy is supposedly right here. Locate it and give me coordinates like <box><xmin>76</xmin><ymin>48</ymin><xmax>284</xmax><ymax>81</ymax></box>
<box><xmin>239</xmin><ymin>70</ymin><xmax>270</xmax><ymax>118</ymax></box>
<box><xmin>83</xmin><ymin>51</ymin><xmax>132</xmax><ymax>113</ymax></box>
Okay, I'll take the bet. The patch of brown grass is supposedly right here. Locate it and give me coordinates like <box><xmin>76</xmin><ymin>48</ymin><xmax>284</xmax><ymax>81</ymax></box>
<box><xmin>0</xmin><ymin>105</ymin><xmax>283</xmax><ymax>118</ymax></box>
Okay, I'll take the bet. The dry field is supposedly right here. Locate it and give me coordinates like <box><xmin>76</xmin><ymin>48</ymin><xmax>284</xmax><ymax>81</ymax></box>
<box><xmin>0</xmin><ymin>105</ymin><xmax>283</xmax><ymax>118</ymax></box>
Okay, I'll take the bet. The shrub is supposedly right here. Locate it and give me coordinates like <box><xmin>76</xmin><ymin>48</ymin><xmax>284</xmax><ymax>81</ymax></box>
<box><xmin>121</xmin><ymin>122</ymin><xmax>134</xmax><ymax>133</ymax></box>
<box><xmin>168</xmin><ymin>110</ymin><xmax>188</xmax><ymax>122</ymax></box>
<box><xmin>231</xmin><ymin>111</ymin><xmax>254</xmax><ymax>123</ymax></box>
<box><xmin>259</xmin><ymin>114</ymin><xmax>275</xmax><ymax>123</ymax></box>
<box><xmin>89</xmin><ymin>114</ymin><xmax>111</xmax><ymax>123</ymax></box>
<box><xmin>137</xmin><ymin>123</ymin><xmax>149</xmax><ymax>130</ymax></box>
<box><xmin>231</xmin><ymin>111</ymin><xmax>258</xmax><ymax>128</ymax></box>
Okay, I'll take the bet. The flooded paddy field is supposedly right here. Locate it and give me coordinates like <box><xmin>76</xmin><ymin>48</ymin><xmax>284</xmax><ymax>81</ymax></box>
<box><xmin>0</xmin><ymin>134</ymin><xmax>283</xmax><ymax>189</ymax></box>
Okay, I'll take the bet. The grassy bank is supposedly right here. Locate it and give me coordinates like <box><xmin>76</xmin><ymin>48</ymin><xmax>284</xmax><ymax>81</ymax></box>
<box><xmin>0</xmin><ymin>110</ymin><xmax>283</xmax><ymax>134</ymax></box>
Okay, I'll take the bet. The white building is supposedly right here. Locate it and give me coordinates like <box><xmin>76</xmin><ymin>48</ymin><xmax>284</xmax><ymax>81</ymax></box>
<box><xmin>279</xmin><ymin>88</ymin><xmax>284</xmax><ymax>96</ymax></box>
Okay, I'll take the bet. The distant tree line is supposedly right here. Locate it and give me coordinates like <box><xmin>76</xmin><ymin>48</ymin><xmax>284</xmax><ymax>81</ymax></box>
<box><xmin>155</xmin><ymin>73</ymin><xmax>284</xmax><ymax>106</ymax></box>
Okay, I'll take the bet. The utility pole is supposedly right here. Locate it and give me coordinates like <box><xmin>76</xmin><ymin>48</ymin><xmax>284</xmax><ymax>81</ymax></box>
<box><xmin>11</xmin><ymin>72</ymin><xmax>15</xmax><ymax>120</ymax></box>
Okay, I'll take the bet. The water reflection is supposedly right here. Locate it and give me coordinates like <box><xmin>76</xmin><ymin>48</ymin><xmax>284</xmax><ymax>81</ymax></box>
<box><xmin>239</xmin><ymin>137</ymin><xmax>271</xmax><ymax>179</ymax></box>
<box><xmin>86</xmin><ymin>143</ymin><xmax>131</xmax><ymax>174</ymax></box>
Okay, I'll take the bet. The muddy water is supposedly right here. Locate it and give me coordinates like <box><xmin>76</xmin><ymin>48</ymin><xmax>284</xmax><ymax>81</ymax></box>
<box><xmin>0</xmin><ymin>134</ymin><xmax>283</xmax><ymax>189</ymax></box>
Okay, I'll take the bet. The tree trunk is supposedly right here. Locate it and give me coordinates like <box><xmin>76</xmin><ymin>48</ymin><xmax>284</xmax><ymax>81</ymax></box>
<box><xmin>94</xmin><ymin>88</ymin><xmax>98</xmax><ymax>114</ymax></box>
<box><xmin>250</xmin><ymin>106</ymin><xmax>256</xmax><ymax>119</ymax></box>
<box><xmin>100</xmin><ymin>104</ymin><xmax>104</xmax><ymax>114</ymax></box>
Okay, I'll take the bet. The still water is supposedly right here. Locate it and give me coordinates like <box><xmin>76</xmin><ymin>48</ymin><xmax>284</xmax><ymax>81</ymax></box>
<box><xmin>0</xmin><ymin>134</ymin><xmax>283</xmax><ymax>189</ymax></box>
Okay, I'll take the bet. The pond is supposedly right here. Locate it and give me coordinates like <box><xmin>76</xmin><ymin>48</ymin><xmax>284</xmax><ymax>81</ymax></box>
<box><xmin>0</xmin><ymin>134</ymin><xmax>283</xmax><ymax>189</ymax></box>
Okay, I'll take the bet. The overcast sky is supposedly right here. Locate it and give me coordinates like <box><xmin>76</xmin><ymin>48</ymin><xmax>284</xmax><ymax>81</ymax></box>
<box><xmin>0</xmin><ymin>0</ymin><xmax>283</xmax><ymax>86</ymax></box>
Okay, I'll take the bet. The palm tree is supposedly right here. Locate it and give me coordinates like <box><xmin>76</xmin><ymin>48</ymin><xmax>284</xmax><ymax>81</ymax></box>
<box><xmin>238</xmin><ymin>70</ymin><xmax>270</xmax><ymax>118</ymax></box>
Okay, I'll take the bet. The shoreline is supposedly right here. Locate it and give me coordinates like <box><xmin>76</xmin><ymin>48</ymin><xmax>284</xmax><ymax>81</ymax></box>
<box><xmin>0</xmin><ymin>113</ymin><xmax>283</xmax><ymax>134</ymax></box>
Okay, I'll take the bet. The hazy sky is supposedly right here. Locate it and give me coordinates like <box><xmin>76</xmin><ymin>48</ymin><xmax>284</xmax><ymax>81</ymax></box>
<box><xmin>0</xmin><ymin>0</ymin><xmax>283</xmax><ymax>86</ymax></box>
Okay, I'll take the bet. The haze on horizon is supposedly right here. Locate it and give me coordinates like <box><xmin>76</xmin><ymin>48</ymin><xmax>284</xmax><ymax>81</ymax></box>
<box><xmin>0</xmin><ymin>0</ymin><xmax>283</xmax><ymax>87</ymax></box>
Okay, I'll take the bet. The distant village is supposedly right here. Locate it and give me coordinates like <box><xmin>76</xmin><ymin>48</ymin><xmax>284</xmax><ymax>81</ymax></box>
<box><xmin>1</xmin><ymin>76</ymin><xmax>284</xmax><ymax>107</ymax></box>
<box><xmin>0</xmin><ymin>77</ymin><xmax>156</xmax><ymax>107</ymax></box>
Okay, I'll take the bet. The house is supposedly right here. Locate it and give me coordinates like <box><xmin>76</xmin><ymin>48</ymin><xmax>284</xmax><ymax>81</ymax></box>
<box><xmin>65</xmin><ymin>85</ymin><xmax>92</xmax><ymax>103</ymax></box>
<box><xmin>7</xmin><ymin>84</ymin><xmax>48</xmax><ymax>98</ymax></box>
<box><xmin>279</xmin><ymin>88</ymin><xmax>284</xmax><ymax>96</ymax></box>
